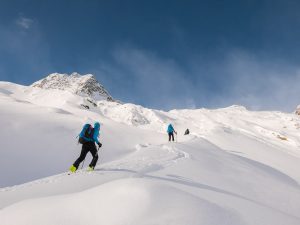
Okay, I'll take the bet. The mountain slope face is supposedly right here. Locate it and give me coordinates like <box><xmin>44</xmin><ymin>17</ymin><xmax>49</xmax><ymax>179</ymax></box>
<box><xmin>31</xmin><ymin>72</ymin><xmax>114</xmax><ymax>101</ymax></box>
<box><xmin>1</xmin><ymin>79</ymin><xmax>300</xmax><ymax>225</ymax></box>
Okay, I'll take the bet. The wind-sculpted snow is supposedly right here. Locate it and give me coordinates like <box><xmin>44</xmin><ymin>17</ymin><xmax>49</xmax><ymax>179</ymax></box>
<box><xmin>97</xmin><ymin>101</ymin><xmax>172</xmax><ymax>128</ymax></box>
<box><xmin>1</xmin><ymin>80</ymin><xmax>300</xmax><ymax>225</ymax></box>
<box><xmin>0</xmin><ymin>179</ymin><xmax>246</xmax><ymax>225</ymax></box>
<box><xmin>1</xmin><ymin>138</ymin><xmax>300</xmax><ymax>225</ymax></box>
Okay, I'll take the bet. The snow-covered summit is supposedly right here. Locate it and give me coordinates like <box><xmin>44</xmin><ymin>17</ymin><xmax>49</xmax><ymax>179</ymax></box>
<box><xmin>31</xmin><ymin>72</ymin><xmax>114</xmax><ymax>101</ymax></box>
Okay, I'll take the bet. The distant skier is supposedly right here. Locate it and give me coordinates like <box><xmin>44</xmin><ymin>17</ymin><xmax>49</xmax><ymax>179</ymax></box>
<box><xmin>69</xmin><ymin>122</ymin><xmax>102</xmax><ymax>172</ymax></box>
<box><xmin>184</xmin><ymin>129</ymin><xmax>190</xmax><ymax>135</ymax></box>
<box><xmin>167</xmin><ymin>124</ymin><xmax>177</xmax><ymax>142</ymax></box>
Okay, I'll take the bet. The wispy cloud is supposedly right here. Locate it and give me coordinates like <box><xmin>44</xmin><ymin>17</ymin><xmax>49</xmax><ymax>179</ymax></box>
<box><xmin>0</xmin><ymin>17</ymin><xmax>52</xmax><ymax>84</ymax></box>
<box><xmin>106</xmin><ymin>47</ymin><xmax>196</xmax><ymax>110</ymax></box>
<box><xmin>189</xmin><ymin>49</ymin><xmax>300</xmax><ymax>112</ymax></box>
<box><xmin>93</xmin><ymin>46</ymin><xmax>300</xmax><ymax>112</ymax></box>
<box><xmin>15</xmin><ymin>16</ymin><xmax>34</xmax><ymax>29</ymax></box>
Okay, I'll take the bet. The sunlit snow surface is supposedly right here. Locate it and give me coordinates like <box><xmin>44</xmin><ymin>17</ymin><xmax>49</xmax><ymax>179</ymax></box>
<box><xmin>1</xmin><ymin>81</ymin><xmax>300</xmax><ymax>225</ymax></box>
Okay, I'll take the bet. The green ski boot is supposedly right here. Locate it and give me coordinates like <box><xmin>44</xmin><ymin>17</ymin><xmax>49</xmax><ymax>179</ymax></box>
<box><xmin>87</xmin><ymin>166</ymin><xmax>94</xmax><ymax>172</ymax></box>
<box><xmin>69</xmin><ymin>165</ymin><xmax>77</xmax><ymax>173</ymax></box>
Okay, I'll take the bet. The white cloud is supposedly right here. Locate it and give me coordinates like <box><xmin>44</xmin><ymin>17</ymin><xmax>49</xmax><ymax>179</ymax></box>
<box><xmin>0</xmin><ymin>18</ymin><xmax>52</xmax><ymax>83</ymax></box>
<box><xmin>199</xmin><ymin>50</ymin><xmax>300</xmax><ymax>112</ymax></box>
<box><xmin>88</xmin><ymin>46</ymin><xmax>300</xmax><ymax>112</ymax></box>
<box><xmin>16</xmin><ymin>16</ymin><xmax>33</xmax><ymax>29</ymax></box>
<box><xmin>111</xmin><ymin>47</ymin><xmax>196</xmax><ymax>110</ymax></box>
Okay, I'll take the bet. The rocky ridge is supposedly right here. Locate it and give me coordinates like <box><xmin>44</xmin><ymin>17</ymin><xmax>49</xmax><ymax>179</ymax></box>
<box><xmin>31</xmin><ymin>72</ymin><xmax>114</xmax><ymax>101</ymax></box>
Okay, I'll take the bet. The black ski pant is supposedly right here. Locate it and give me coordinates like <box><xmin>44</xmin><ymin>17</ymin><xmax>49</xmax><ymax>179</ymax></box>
<box><xmin>168</xmin><ymin>132</ymin><xmax>174</xmax><ymax>141</ymax></box>
<box><xmin>73</xmin><ymin>142</ymin><xmax>98</xmax><ymax>169</ymax></box>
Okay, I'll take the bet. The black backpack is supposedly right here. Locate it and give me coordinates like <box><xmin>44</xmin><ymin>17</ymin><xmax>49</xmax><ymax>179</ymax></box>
<box><xmin>78</xmin><ymin>124</ymin><xmax>94</xmax><ymax>144</ymax></box>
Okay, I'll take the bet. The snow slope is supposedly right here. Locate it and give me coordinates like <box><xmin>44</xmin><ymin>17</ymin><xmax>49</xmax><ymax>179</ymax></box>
<box><xmin>1</xmin><ymin>79</ymin><xmax>300</xmax><ymax>225</ymax></box>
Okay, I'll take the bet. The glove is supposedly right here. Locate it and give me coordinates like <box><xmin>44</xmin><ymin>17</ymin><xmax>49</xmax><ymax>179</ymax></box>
<box><xmin>97</xmin><ymin>142</ymin><xmax>102</xmax><ymax>148</ymax></box>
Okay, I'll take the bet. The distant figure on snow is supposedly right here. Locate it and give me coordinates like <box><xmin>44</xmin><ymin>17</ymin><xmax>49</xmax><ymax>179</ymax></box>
<box><xmin>167</xmin><ymin>124</ymin><xmax>177</xmax><ymax>142</ymax></box>
<box><xmin>184</xmin><ymin>129</ymin><xmax>190</xmax><ymax>135</ymax></box>
<box><xmin>69</xmin><ymin>122</ymin><xmax>102</xmax><ymax>172</ymax></box>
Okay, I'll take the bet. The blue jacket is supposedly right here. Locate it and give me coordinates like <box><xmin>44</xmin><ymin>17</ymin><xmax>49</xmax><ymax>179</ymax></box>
<box><xmin>167</xmin><ymin>124</ymin><xmax>174</xmax><ymax>133</ymax></box>
<box><xmin>79</xmin><ymin>122</ymin><xmax>100</xmax><ymax>144</ymax></box>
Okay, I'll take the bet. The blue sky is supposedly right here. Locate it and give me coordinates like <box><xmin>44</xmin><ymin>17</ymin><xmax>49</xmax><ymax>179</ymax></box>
<box><xmin>1</xmin><ymin>0</ymin><xmax>300</xmax><ymax>111</ymax></box>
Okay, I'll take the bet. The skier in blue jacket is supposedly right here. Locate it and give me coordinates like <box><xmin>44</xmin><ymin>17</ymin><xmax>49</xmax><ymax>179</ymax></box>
<box><xmin>167</xmin><ymin>124</ymin><xmax>177</xmax><ymax>142</ymax></box>
<box><xmin>70</xmin><ymin>122</ymin><xmax>102</xmax><ymax>172</ymax></box>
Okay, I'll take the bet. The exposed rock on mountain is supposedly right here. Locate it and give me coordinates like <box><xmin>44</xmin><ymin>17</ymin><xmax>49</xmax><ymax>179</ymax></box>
<box><xmin>295</xmin><ymin>105</ymin><xmax>300</xmax><ymax>115</ymax></box>
<box><xmin>31</xmin><ymin>72</ymin><xmax>114</xmax><ymax>101</ymax></box>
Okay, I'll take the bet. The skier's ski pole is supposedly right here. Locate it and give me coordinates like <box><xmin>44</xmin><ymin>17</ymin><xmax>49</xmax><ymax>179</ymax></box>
<box><xmin>96</xmin><ymin>146</ymin><xmax>100</xmax><ymax>155</ymax></box>
<box><xmin>75</xmin><ymin>135</ymin><xmax>79</xmax><ymax>145</ymax></box>
<box><xmin>94</xmin><ymin>146</ymin><xmax>101</xmax><ymax>169</ymax></box>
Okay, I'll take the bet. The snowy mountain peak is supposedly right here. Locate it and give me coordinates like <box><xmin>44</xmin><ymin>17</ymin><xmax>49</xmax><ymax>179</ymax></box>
<box><xmin>31</xmin><ymin>72</ymin><xmax>114</xmax><ymax>101</ymax></box>
<box><xmin>224</xmin><ymin>105</ymin><xmax>248</xmax><ymax>112</ymax></box>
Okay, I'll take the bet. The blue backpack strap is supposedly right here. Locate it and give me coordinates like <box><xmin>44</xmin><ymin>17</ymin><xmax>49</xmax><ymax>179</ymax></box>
<box><xmin>87</xmin><ymin>127</ymin><xmax>94</xmax><ymax>139</ymax></box>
